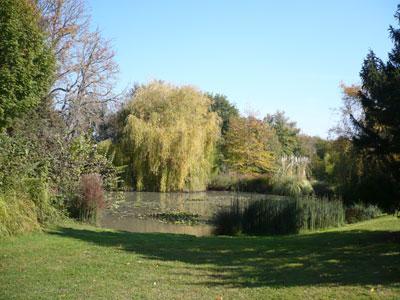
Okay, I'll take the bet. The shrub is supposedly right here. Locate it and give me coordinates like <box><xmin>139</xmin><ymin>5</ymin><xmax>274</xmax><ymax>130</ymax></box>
<box><xmin>312</xmin><ymin>181</ymin><xmax>335</xmax><ymax>198</ymax></box>
<box><xmin>213</xmin><ymin>196</ymin><xmax>344</xmax><ymax>236</ymax></box>
<box><xmin>345</xmin><ymin>203</ymin><xmax>382</xmax><ymax>224</ymax></box>
<box><xmin>208</xmin><ymin>173</ymin><xmax>238</xmax><ymax>191</ymax></box>
<box><xmin>237</xmin><ymin>175</ymin><xmax>273</xmax><ymax>193</ymax></box>
<box><xmin>0</xmin><ymin>132</ymin><xmax>61</xmax><ymax>235</ymax></box>
<box><xmin>73</xmin><ymin>174</ymin><xmax>105</xmax><ymax>222</ymax></box>
<box><xmin>208</xmin><ymin>173</ymin><xmax>272</xmax><ymax>193</ymax></box>
<box><xmin>272</xmin><ymin>176</ymin><xmax>313</xmax><ymax>198</ymax></box>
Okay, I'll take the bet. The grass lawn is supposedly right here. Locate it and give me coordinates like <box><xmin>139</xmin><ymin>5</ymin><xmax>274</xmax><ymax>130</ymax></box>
<box><xmin>0</xmin><ymin>216</ymin><xmax>399</xmax><ymax>299</ymax></box>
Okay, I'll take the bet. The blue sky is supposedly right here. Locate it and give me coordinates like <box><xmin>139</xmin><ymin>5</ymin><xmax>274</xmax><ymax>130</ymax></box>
<box><xmin>87</xmin><ymin>0</ymin><xmax>397</xmax><ymax>137</ymax></box>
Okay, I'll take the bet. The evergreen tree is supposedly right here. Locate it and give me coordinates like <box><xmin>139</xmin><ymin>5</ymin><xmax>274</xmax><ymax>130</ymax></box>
<box><xmin>352</xmin><ymin>6</ymin><xmax>400</xmax><ymax>212</ymax></box>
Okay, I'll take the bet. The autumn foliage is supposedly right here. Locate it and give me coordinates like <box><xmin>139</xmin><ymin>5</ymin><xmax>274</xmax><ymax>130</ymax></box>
<box><xmin>123</xmin><ymin>82</ymin><xmax>220</xmax><ymax>192</ymax></box>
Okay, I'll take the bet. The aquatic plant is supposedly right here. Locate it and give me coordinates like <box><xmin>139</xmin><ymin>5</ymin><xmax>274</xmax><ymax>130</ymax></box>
<box><xmin>213</xmin><ymin>196</ymin><xmax>345</xmax><ymax>235</ymax></box>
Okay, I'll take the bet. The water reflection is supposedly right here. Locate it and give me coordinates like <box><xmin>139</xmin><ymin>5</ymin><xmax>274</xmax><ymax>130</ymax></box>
<box><xmin>99</xmin><ymin>191</ymin><xmax>275</xmax><ymax>236</ymax></box>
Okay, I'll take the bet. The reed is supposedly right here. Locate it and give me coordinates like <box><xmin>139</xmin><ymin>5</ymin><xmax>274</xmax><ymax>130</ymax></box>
<box><xmin>213</xmin><ymin>195</ymin><xmax>345</xmax><ymax>235</ymax></box>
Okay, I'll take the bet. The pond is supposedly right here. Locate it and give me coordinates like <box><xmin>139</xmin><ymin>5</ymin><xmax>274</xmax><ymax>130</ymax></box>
<box><xmin>99</xmin><ymin>191</ymin><xmax>278</xmax><ymax>236</ymax></box>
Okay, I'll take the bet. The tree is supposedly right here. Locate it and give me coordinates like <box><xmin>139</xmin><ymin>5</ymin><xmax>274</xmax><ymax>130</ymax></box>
<box><xmin>122</xmin><ymin>81</ymin><xmax>220</xmax><ymax>192</ymax></box>
<box><xmin>37</xmin><ymin>0</ymin><xmax>119</xmax><ymax>138</ymax></box>
<box><xmin>265</xmin><ymin>111</ymin><xmax>301</xmax><ymax>156</ymax></box>
<box><xmin>207</xmin><ymin>93</ymin><xmax>239</xmax><ymax>135</ymax></box>
<box><xmin>346</xmin><ymin>6</ymin><xmax>400</xmax><ymax>212</ymax></box>
<box><xmin>224</xmin><ymin>116</ymin><xmax>276</xmax><ymax>174</ymax></box>
<box><xmin>0</xmin><ymin>0</ymin><xmax>54</xmax><ymax>129</ymax></box>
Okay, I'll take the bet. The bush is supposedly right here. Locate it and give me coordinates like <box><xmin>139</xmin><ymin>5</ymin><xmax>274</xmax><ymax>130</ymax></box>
<box><xmin>312</xmin><ymin>181</ymin><xmax>335</xmax><ymax>198</ymax></box>
<box><xmin>208</xmin><ymin>173</ymin><xmax>272</xmax><ymax>193</ymax></box>
<box><xmin>0</xmin><ymin>133</ymin><xmax>62</xmax><ymax>235</ymax></box>
<box><xmin>237</xmin><ymin>175</ymin><xmax>273</xmax><ymax>193</ymax></box>
<box><xmin>345</xmin><ymin>203</ymin><xmax>382</xmax><ymax>224</ymax></box>
<box><xmin>72</xmin><ymin>174</ymin><xmax>105</xmax><ymax>222</ymax></box>
<box><xmin>208</xmin><ymin>173</ymin><xmax>238</xmax><ymax>191</ymax></box>
<box><xmin>272</xmin><ymin>176</ymin><xmax>313</xmax><ymax>198</ymax></box>
<box><xmin>213</xmin><ymin>196</ymin><xmax>344</xmax><ymax>236</ymax></box>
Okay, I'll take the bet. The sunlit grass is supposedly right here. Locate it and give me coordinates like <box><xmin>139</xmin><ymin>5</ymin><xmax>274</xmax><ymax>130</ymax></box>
<box><xmin>0</xmin><ymin>216</ymin><xmax>399</xmax><ymax>299</ymax></box>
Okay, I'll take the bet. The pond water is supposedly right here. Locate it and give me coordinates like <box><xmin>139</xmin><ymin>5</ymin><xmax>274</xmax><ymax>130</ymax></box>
<box><xmin>99</xmin><ymin>191</ymin><xmax>276</xmax><ymax>236</ymax></box>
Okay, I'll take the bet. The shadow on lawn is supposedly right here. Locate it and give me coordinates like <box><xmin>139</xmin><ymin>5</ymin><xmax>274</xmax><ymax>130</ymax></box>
<box><xmin>49</xmin><ymin>226</ymin><xmax>400</xmax><ymax>288</ymax></box>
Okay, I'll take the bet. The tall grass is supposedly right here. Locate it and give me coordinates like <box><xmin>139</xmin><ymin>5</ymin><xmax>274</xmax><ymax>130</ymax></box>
<box><xmin>0</xmin><ymin>192</ymin><xmax>40</xmax><ymax>236</ymax></box>
<box><xmin>299</xmin><ymin>196</ymin><xmax>344</xmax><ymax>230</ymax></box>
<box><xmin>73</xmin><ymin>174</ymin><xmax>105</xmax><ymax>222</ymax></box>
<box><xmin>213</xmin><ymin>196</ymin><xmax>345</xmax><ymax>235</ymax></box>
<box><xmin>212</xmin><ymin>198</ymin><xmax>243</xmax><ymax>235</ymax></box>
<box><xmin>0</xmin><ymin>180</ymin><xmax>61</xmax><ymax>236</ymax></box>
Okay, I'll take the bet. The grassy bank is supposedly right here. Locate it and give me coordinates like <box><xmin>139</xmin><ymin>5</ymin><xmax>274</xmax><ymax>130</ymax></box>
<box><xmin>1</xmin><ymin>216</ymin><xmax>399</xmax><ymax>299</ymax></box>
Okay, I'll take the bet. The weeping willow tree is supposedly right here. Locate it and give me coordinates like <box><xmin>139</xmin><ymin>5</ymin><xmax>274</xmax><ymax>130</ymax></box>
<box><xmin>123</xmin><ymin>82</ymin><xmax>220</xmax><ymax>192</ymax></box>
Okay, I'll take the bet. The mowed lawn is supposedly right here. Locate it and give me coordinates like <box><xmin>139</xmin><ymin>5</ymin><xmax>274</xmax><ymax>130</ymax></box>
<box><xmin>1</xmin><ymin>216</ymin><xmax>399</xmax><ymax>299</ymax></box>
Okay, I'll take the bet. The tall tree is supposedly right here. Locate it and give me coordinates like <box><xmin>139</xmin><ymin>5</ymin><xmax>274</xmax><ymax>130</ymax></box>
<box><xmin>224</xmin><ymin>116</ymin><xmax>276</xmax><ymax>174</ymax></box>
<box><xmin>207</xmin><ymin>93</ymin><xmax>239</xmax><ymax>135</ymax></box>
<box><xmin>265</xmin><ymin>111</ymin><xmax>301</xmax><ymax>156</ymax></box>
<box><xmin>123</xmin><ymin>81</ymin><xmax>220</xmax><ymax>192</ymax></box>
<box><xmin>37</xmin><ymin>0</ymin><xmax>119</xmax><ymax>137</ymax></box>
<box><xmin>0</xmin><ymin>0</ymin><xmax>54</xmax><ymax>130</ymax></box>
<box><xmin>349</xmin><ymin>6</ymin><xmax>400</xmax><ymax>212</ymax></box>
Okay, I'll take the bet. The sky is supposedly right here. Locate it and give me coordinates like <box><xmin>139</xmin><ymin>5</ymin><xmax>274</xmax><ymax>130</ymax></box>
<box><xmin>87</xmin><ymin>0</ymin><xmax>397</xmax><ymax>137</ymax></box>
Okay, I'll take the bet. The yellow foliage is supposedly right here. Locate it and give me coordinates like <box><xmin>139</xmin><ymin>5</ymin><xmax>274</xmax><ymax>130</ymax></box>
<box><xmin>224</xmin><ymin>116</ymin><xmax>275</xmax><ymax>174</ymax></box>
<box><xmin>123</xmin><ymin>81</ymin><xmax>220</xmax><ymax>192</ymax></box>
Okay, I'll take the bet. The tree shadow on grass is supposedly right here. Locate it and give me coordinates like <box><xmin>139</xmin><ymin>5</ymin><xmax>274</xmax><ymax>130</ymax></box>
<box><xmin>49</xmin><ymin>226</ymin><xmax>400</xmax><ymax>288</ymax></box>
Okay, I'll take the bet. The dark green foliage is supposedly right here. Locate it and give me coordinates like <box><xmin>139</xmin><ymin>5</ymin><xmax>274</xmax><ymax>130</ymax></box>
<box><xmin>0</xmin><ymin>132</ymin><xmax>60</xmax><ymax>235</ymax></box>
<box><xmin>349</xmin><ymin>6</ymin><xmax>400</xmax><ymax>212</ymax></box>
<box><xmin>265</xmin><ymin>111</ymin><xmax>301</xmax><ymax>156</ymax></box>
<box><xmin>345</xmin><ymin>204</ymin><xmax>382</xmax><ymax>224</ymax></box>
<box><xmin>213</xmin><ymin>196</ymin><xmax>344</xmax><ymax>236</ymax></box>
<box><xmin>241</xmin><ymin>198</ymin><xmax>301</xmax><ymax>235</ymax></box>
<box><xmin>207</xmin><ymin>93</ymin><xmax>239</xmax><ymax>173</ymax></box>
<box><xmin>0</xmin><ymin>0</ymin><xmax>54</xmax><ymax>129</ymax></box>
<box><xmin>312</xmin><ymin>181</ymin><xmax>335</xmax><ymax>198</ymax></box>
<box><xmin>212</xmin><ymin>198</ymin><xmax>242</xmax><ymax>235</ymax></box>
<box><xmin>207</xmin><ymin>93</ymin><xmax>239</xmax><ymax>135</ymax></box>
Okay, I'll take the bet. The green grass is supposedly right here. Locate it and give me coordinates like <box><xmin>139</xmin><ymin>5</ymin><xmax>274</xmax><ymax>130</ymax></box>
<box><xmin>1</xmin><ymin>216</ymin><xmax>399</xmax><ymax>299</ymax></box>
